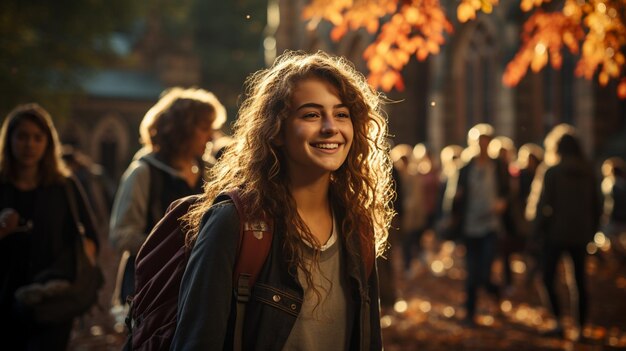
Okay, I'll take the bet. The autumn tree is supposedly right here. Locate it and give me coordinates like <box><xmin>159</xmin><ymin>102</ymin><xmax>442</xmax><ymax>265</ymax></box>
<box><xmin>303</xmin><ymin>0</ymin><xmax>626</xmax><ymax>98</ymax></box>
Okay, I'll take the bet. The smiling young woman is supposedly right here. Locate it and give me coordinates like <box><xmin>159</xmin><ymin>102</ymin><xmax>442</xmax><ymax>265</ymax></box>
<box><xmin>171</xmin><ymin>51</ymin><xmax>394</xmax><ymax>351</ymax></box>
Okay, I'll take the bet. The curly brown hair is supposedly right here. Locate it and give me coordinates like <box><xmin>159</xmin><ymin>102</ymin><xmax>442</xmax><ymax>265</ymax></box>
<box><xmin>184</xmin><ymin>50</ymin><xmax>394</xmax><ymax>290</ymax></box>
<box><xmin>0</xmin><ymin>103</ymin><xmax>69</xmax><ymax>185</ymax></box>
<box><xmin>139</xmin><ymin>87</ymin><xmax>226</xmax><ymax>162</ymax></box>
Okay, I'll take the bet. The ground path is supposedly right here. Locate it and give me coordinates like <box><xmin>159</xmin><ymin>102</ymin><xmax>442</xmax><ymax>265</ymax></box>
<box><xmin>68</xmin><ymin>232</ymin><xmax>626</xmax><ymax>351</ymax></box>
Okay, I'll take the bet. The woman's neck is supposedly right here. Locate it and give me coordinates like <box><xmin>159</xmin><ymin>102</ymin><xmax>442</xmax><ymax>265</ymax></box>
<box><xmin>291</xmin><ymin>181</ymin><xmax>329</xmax><ymax>212</ymax></box>
<box><xmin>13</xmin><ymin>166</ymin><xmax>40</xmax><ymax>190</ymax></box>
<box><xmin>290</xmin><ymin>175</ymin><xmax>333</xmax><ymax>246</ymax></box>
<box><xmin>171</xmin><ymin>156</ymin><xmax>197</xmax><ymax>171</ymax></box>
<box><xmin>169</xmin><ymin>154</ymin><xmax>200</xmax><ymax>188</ymax></box>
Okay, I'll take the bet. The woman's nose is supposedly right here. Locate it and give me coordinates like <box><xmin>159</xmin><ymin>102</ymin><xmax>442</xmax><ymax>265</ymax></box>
<box><xmin>321</xmin><ymin>116</ymin><xmax>338</xmax><ymax>135</ymax></box>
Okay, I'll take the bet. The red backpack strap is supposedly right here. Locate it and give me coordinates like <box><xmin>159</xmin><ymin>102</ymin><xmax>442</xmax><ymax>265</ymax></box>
<box><xmin>223</xmin><ymin>189</ymin><xmax>273</xmax><ymax>351</ymax></box>
<box><xmin>225</xmin><ymin>189</ymin><xmax>273</xmax><ymax>288</ymax></box>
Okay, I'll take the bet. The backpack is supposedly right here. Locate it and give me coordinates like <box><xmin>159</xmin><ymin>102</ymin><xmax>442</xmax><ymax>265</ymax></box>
<box><xmin>127</xmin><ymin>189</ymin><xmax>273</xmax><ymax>351</ymax></box>
<box><xmin>127</xmin><ymin>189</ymin><xmax>376</xmax><ymax>351</ymax></box>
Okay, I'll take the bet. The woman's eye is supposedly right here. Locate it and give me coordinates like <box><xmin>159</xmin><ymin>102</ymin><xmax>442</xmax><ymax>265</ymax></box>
<box><xmin>303</xmin><ymin>112</ymin><xmax>320</xmax><ymax>119</ymax></box>
<box><xmin>336</xmin><ymin>112</ymin><xmax>350</xmax><ymax>119</ymax></box>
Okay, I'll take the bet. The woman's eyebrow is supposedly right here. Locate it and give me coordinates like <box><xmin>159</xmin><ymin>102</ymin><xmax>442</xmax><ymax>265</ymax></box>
<box><xmin>296</xmin><ymin>103</ymin><xmax>348</xmax><ymax>111</ymax></box>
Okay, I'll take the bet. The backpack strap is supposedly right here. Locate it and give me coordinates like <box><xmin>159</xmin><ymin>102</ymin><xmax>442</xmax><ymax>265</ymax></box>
<box><xmin>358</xmin><ymin>222</ymin><xmax>375</xmax><ymax>281</ymax></box>
<box><xmin>144</xmin><ymin>158</ymin><xmax>163</xmax><ymax>233</ymax></box>
<box><xmin>219</xmin><ymin>189</ymin><xmax>273</xmax><ymax>351</ymax></box>
<box><xmin>361</xmin><ymin>243</ymin><xmax>374</xmax><ymax>281</ymax></box>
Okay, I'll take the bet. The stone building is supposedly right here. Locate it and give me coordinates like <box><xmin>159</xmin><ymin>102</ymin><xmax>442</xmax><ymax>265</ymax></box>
<box><xmin>60</xmin><ymin>17</ymin><xmax>202</xmax><ymax>183</ymax></box>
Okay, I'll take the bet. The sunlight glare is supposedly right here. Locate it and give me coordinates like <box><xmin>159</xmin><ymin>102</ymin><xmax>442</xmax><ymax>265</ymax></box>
<box><xmin>394</xmin><ymin>300</ymin><xmax>408</xmax><ymax>313</ymax></box>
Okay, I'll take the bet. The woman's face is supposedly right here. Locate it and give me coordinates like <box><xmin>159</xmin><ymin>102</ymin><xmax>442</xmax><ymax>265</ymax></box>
<box><xmin>10</xmin><ymin>119</ymin><xmax>48</xmax><ymax>169</ymax></box>
<box><xmin>188</xmin><ymin>117</ymin><xmax>214</xmax><ymax>158</ymax></box>
<box><xmin>278</xmin><ymin>77</ymin><xmax>354</xmax><ymax>180</ymax></box>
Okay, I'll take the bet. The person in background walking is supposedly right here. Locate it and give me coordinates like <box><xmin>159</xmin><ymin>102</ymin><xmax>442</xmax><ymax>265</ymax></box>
<box><xmin>600</xmin><ymin>156</ymin><xmax>626</xmax><ymax>261</ymax></box>
<box><xmin>434</xmin><ymin>144</ymin><xmax>463</xmax><ymax>243</ymax></box>
<box><xmin>401</xmin><ymin>143</ymin><xmax>439</xmax><ymax>278</ymax></box>
<box><xmin>516</xmin><ymin>143</ymin><xmax>544</xmax><ymax>286</ymax></box>
<box><xmin>0</xmin><ymin>103</ymin><xmax>99</xmax><ymax>350</ymax></box>
<box><xmin>449</xmin><ymin>123</ymin><xmax>509</xmax><ymax>327</ymax></box>
<box><xmin>390</xmin><ymin>144</ymin><xmax>416</xmax><ymax>276</ymax></box>
<box><xmin>530</xmin><ymin>129</ymin><xmax>601</xmax><ymax>339</ymax></box>
<box><xmin>517</xmin><ymin>143</ymin><xmax>544</xmax><ymax>206</ymax></box>
<box><xmin>489</xmin><ymin>136</ymin><xmax>521</xmax><ymax>294</ymax></box>
<box><xmin>109</xmin><ymin>87</ymin><xmax>225</xmax><ymax>320</ymax></box>
<box><xmin>62</xmin><ymin>145</ymin><xmax>114</xmax><ymax>237</ymax></box>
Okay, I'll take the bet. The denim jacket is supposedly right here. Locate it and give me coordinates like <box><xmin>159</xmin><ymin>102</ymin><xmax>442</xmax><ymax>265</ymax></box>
<box><xmin>171</xmin><ymin>201</ymin><xmax>382</xmax><ymax>350</ymax></box>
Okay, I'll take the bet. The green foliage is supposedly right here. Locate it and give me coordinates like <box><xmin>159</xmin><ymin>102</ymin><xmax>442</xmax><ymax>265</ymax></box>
<box><xmin>190</xmin><ymin>0</ymin><xmax>267</xmax><ymax>118</ymax></box>
<box><xmin>0</xmin><ymin>0</ymin><xmax>268</xmax><ymax>124</ymax></box>
<box><xmin>0</xmin><ymin>0</ymin><xmax>142</xmax><ymax>118</ymax></box>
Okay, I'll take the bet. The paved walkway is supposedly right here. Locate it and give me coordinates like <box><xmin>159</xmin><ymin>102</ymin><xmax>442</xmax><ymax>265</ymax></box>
<box><xmin>381</xmin><ymin>234</ymin><xmax>626</xmax><ymax>351</ymax></box>
<box><xmin>68</xmin><ymin>232</ymin><xmax>626</xmax><ymax>351</ymax></box>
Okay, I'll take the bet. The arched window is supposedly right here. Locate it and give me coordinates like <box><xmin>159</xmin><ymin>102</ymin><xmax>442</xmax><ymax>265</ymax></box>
<box><xmin>451</xmin><ymin>19</ymin><xmax>498</xmax><ymax>141</ymax></box>
<box><xmin>464</xmin><ymin>21</ymin><xmax>497</xmax><ymax>126</ymax></box>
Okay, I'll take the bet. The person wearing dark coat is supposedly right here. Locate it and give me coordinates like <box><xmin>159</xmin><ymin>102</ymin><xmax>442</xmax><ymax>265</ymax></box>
<box><xmin>0</xmin><ymin>103</ymin><xmax>99</xmax><ymax>350</ymax></box>
<box><xmin>532</xmin><ymin>131</ymin><xmax>601</xmax><ymax>338</ymax></box>
<box><xmin>450</xmin><ymin>124</ymin><xmax>509</xmax><ymax>326</ymax></box>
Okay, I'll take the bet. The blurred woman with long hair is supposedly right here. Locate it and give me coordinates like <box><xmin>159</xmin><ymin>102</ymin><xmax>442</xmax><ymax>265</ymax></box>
<box><xmin>109</xmin><ymin>87</ymin><xmax>226</xmax><ymax>311</ymax></box>
<box><xmin>0</xmin><ymin>103</ymin><xmax>98</xmax><ymax>350</ymax></box>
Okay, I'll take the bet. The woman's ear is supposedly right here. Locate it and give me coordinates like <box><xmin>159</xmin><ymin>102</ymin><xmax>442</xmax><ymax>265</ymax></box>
<box><xmin>272</xmin><ymin>131</ymin><xmax>284</xmax><ymax>146</ymax></box>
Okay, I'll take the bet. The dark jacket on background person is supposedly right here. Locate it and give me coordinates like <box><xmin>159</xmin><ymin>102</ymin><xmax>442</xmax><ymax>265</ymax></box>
<box><xmin>450</xmin><ymin>157</ymin><xmax>510</xmax><ymax>237</ymax></box>
<box><xmin>0</xmin><ymin>177</ymin><xmax>98</xmax><ymax>349</ymax></box>
<box><xmin>109</xmin><ymin>152</ymin><xmax>206</xmax><ymax>304</ymax></box>
<box><xmin>171</xmin><ymin>201</ymin><xmax>382</xmax><ymax>351</ymax></box>
<box><xmin>534</xmin><ymin>156</ymin><xmax>601</xmax><ymax>246</ymax></box>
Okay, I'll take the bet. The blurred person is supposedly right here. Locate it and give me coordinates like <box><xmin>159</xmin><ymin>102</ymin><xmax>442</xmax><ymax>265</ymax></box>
<box><xmin>109</xmin><ymin>87</ymin><xmax>226</xmax><ymax>320</ymax></box>
<box><xmin>381</xmin><ymin>143</ymin><xmax>414</xmax><ymax>307</ymax></box>
<box><xmin>389</xmin><ymin>143</ymin><xmax>407</xmax><ymax>225</ymax></box>
<box><xmin>171</xmin><ymin>51</ymin><xmax>393</xmax><ymax>350</ymax></box>
<box><xmin>489</xmin><ymin>136</ymin><xmax>522</xmax><ymax>293</ymax></box>
<box><xmin>390</xmin><ymin>144</ymin><xmax>414</xmax><ymax>270</ymax></box>
<box><xmin>531</xmin><ymin>130</ymin><xmax>601</xmax><ymax>339</ymax></box>
<box><xmin>434</xmin><ymin>144</ymin><xmax>463</xmax><ymax>242</ymax></box>
<box><xmin>440</xmin><ymin>144</ymin><xmax>463</xmax><ymax>181</ymax></box>
<box><xmin>0</xmin><ymin>103</ymin><xmax>99</xmax><ymax>350</ymax></box>
<box><xmin>525</xmin><ymin>123</ymin><xmax>577</xmax><ymax>223</ymax></box>
<box><xmin>600</xmin><ymin>156</ymin><xmax>626</xmax><ymax>260</ymax></box>
<box><xmin>62</xmin><ymin>145</ymin><xmax>115</xmax><ymax>236</ymax></box>
<box><xmin>401</xmin><ymin>143</ymin><xmax>439</xmax><ymax>277</ymax></box>
<box><xmin>517</xmin><ymin>143</ymin><xmax>544</xmax><ymax>205</ymax></box>
<box><xmin>390</xmin><ymin>144</ymin><xmax>412</xmax><ymax>241</ymax></box>
<box><xmin>517</xmin><ymin>143</ymin><xmax>544</xmax><ymax>286</ymax></box>
<box><xmin>524</xmin><ymin>124</ymin><xmax>578</xmax><ymax>289</ymax></box>
<box><xmin>449</xmin><ymin>123</ymin><xmax>509</xmax><ymax>326</ymax></box>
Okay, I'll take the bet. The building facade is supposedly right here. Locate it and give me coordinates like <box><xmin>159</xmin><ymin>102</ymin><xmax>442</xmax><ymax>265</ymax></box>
<box><xmin>271</xmin><ymin>0</ymin><xmax>626</xmax><ymax>161</ymax></box>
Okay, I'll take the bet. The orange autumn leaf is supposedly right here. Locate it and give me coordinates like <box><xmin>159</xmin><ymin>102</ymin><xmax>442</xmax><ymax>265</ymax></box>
<box><xmin>530</xmin><ymin>51</ymin><xmax>548</xmax><ymax>72</ymax></box>
<box><xmin>330</xmin><ymin>25</ymin><xmax>348</xmax><ymax>41</ymax></box>
<box><xmin>305</xmin><ymin>0</ymin><xmax>626</xmax><ymax>98</ymax></box>
<box><xmin>380</xmin><ymin>70</ymin><xmax>400</xmax><ymax>91</ymax></box>
<box><xmin>618</xmin><ymin>79</ymin><xmax>626</xmax><ymax>99</ymax></box>
<box><xmin>457</xmin><ymin>3</ymin><xmax>476</xmax><ymax>23</ymax></box>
